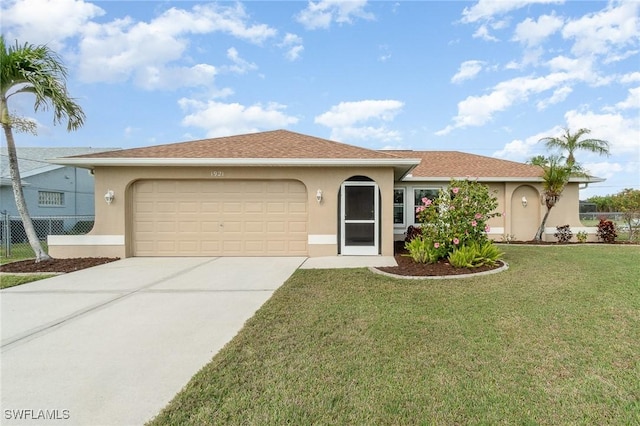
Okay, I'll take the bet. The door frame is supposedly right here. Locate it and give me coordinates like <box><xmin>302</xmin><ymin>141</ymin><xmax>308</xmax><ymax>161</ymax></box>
<box><xmin>340</xmin><ymin>181</ymin><xmax>379</xmax><ymax>255</ymax></box>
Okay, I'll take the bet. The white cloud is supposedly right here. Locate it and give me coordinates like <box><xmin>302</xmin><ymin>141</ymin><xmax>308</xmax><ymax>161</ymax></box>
<box><xmin>315</xmin><ymin>100</ymin><xmax>403</xmax><ymax>142</ymax></box>
<box><xmin>76</xmin><ymin>3</ymin><xmax>276</xmax><ymax>87</ymax></box>
<box><xmin>564</xmin><ymin>109</ymin><xmax>640</xmax><ymax>155</ymax></box>
<box><xmin>493</xmin><ymin>129</ymin><xmax>552</xmax><ymax>161</ymax></box>
<box><xmin>536</xmin><ymin>86</ymin><xmax>572</xmax><ymax>110</ymax></box>
<box><xmin>451</xmin><ymin>60</ymin><xmax>485</xmax><ymax>84</ymax></box>
<box><xmin>582</xmin><ymin>161</ymin><xmax>624</xmax><ymax>180</ymax></box>
<box><xmin>513</xmin><ymin>14</ymin><xmax>564</xmax><ymax>46</ymax></box>
<box><xmin>279</xmin><ymin>33</ymin><xmax>304</xmax><ymax>61</ymax></box>
<box><xmin>315</xmin><ymin>100</ymin><xmax>403</xmax><ymax>127</ymax></box>
<box><xmin>562</xmin><ymin>2</ymin><xmax>640</xmax><ymax>61</ymax></box>
<box><xmin>438</xmin><ymin>74</ymin><xmax>567</xmax><ymax>133</ymax></box>
<box><xmin>461</xmin><ymin>0</ymin><xmax>563</xmax><ymax>24</ymax></box>
<box><xmin>223</xmin><ymin>48</ymin><xmax>258</xmax><ymax>74</ymax></box>
<box><xmin>612</xmin><ymin>87</ymin><xmax>640</xmax><ymax>111</ymax></box>
<box><xmin>472</xmin><ymin>25</ymin><xmax>499</xmax><ymax>42</ymax></box>
<box><xmin>620</xmin><ymin>72</ymin><xmax>640</xmax><ymax>84</ymax></box>
<box><xmin>296</xmin><ymin>0</ymin><xmax>374</xmax><ymax>30</ymax></box>
<box><xmin>178</xmin><ymin>99</ymin><xmax>298</xmax><ymax>138</ymax></box>
<box><xmin>136</xmin><ymin>64</ymin><xmax>217</xmax><ymax>91</ymax></box>
<box><xmin>0</xmin><ymin>0</ymin><xmax>104</xmax><ymax>50</ymax></box>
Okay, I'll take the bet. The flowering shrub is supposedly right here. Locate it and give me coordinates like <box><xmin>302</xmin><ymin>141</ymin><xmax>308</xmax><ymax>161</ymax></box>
<box><xmin>413</xmin><ymin>179</ymin><xmax>500</xmax><ymax>255</ymax></box>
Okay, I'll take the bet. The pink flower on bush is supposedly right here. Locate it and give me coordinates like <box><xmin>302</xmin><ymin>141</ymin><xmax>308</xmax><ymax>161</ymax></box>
<box><xmin>416</xmin><ymin>206</ymin><xmax>425</xmax><ymax>213</ymax></box>
<box><xmin>434</xmin><ymin>242</ymin><xmax>440</xmax><ymax>249</ymax></box>
<box><xmin>452</xmin><ymin>187</ymin><xmax>459</xmax><ymax>194</ymax></box>
<box><xmin>453</xmin><ymin>238</ymin><xmax>459</xmax><ymax>245</ymax></box>
<box><xmin>485</xmin><ymin>225</ymin><xmax>491</xmax><ymax>233</ymax></box>
<box><xmin>471</xmin><ymin>220</ymin><xmax>477</xmax><ymax>227</ymax></box>
<box><xmin>475</xmin><ymin>213</ymin><xmax>483</xmax><ymax>219</ymax></box>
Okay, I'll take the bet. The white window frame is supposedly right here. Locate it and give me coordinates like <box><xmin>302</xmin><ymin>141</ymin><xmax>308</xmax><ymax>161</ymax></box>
<box><xmin>393</xmin><ymin>188</ymin><xmax>405</xmax><ymax>227</ymax></box>
<box><xmin>412</xmin><ymin>187</ymin><xmax>441</xmax><ymax>225</ymax></box>
<box><xmin>38</xmin><ymin>191</ymin><xmax>65</xmax><ymax>207</ymax></box>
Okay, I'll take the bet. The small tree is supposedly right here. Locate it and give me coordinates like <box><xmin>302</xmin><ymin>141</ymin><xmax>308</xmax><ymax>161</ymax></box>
<box><xmin>534</xmin><ymin>156</ymin><xmax>574</xmax><ymax>241</ymax></box>
<box><xmin>615</xmin><ymin>188</ymin><xmax>640</xmax><ymax>241</ymax></box>
<box><xmin>1</xmin><ymin>36</ymin><xmax>85</xmax><ymax>262</ymax></box>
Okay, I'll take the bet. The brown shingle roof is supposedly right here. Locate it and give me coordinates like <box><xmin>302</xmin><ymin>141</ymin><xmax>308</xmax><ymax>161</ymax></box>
<box><xmin>387</xmin><ymin>151</ymin><xmax>544</xmax><ymax>179</ymax></box>
<box><xmin>72</xmin><ymin>130</ymin><xmax>400</xmax><ymax>160</ymax></box>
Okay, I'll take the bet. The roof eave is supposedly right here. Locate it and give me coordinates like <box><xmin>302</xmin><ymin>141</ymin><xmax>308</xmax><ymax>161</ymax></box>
<box><xmin>401</xmin><ymin>175</ymin><xmax>604</xmax><ymax>183</ymax></box>
<box><xmin>49</xmin><ymin>157</ymin><xmax>420</xmax><ymax>178</ymax></box>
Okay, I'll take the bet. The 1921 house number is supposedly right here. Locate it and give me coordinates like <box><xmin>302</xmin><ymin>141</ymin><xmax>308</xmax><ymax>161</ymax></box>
<box><xmin>211</xmin><ymin>171</ymin><xmax>224</xmax><ymax>177</ymax></box>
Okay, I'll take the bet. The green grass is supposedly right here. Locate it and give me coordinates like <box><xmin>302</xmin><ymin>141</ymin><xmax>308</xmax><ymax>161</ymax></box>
<box><xmin>1</xmin><ymin>242</ymin><xmax>45</xmax><ymax>264</ymax></box>
<box><xmin>149</xmin><ymin>245</ymin><xmax>640</xmax><ymax>425</ymax></box>
<box><xmin>0</xmin><ymin>274</ymin><xmax>56</xmax><ymax>289</ymax></box>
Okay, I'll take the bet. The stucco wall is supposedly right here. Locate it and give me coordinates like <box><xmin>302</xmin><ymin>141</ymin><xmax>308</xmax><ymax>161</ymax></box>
<box><xmin>50</xmin><ymin>165</ymin><xmax>397</xmax><ymax>258</ymax></box>
<box><xmin>393</xmin><ymin>180</ymin><xmax>587</xmax><ymax>243</ymax></box>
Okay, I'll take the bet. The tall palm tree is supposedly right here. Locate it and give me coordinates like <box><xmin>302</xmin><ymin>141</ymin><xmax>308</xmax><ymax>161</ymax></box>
<box><xmin>534</xmin><ymin>156</ymin><xmax>574</xmax><ymax>241</ymax></box>
<box><xmin>539</xmin><ymin>127</ymin><xmax>610</xmax><ymax>167</ymax></box>
<box><xmin>1</xmin><ymin>36</ymin><xmax>85</xmax><ymax>262</ymax></box>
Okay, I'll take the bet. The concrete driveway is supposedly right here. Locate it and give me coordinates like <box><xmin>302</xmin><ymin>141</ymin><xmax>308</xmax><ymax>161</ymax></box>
<box><xmin>1</xmin><ymin>256</ymin><xmax>304</xmax><ymax>425</ymax></box>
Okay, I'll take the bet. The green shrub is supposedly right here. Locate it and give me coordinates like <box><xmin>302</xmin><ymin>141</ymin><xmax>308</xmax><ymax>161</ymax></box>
<box><xmin>448</xmin><ymin>244</ymin><xmax>478</xmax><ymax>268</ymax></box>
<box><xmin>404</xmin><ymin>237</ymin><xmax>444</xmax><ymax>264</ymax></box>
<box><xmin>475</xmin><ymin>241</ymin><xmax>504</xmax><ymax>266</ymax></box>
<box><xmin>448</xmin><ymin>241</ymin><xmax>504</xmax><ymax>268</ymax></box>
<box><xmin>576</xmin><ymin>231</ymin><xmax>588</xmax><ymax>243</ymax></box>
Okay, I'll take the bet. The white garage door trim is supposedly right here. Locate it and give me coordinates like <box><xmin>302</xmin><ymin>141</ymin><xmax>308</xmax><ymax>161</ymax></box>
<box><xmin>132</xmin><ymin>179</ymin><xmax>308</xmax><ymax>256</ymax></box>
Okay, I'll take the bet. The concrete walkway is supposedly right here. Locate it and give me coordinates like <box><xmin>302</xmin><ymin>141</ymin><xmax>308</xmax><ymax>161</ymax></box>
<box><xmin>1</xmin><ymin>257</ymin><xmax>304</xmax><ymax>426</ymax></box>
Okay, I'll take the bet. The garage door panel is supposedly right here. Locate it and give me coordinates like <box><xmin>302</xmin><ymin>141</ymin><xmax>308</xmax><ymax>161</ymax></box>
<box><xmin>133</xmin><ymin>179</ymin><xmax>307</xmax><ymax>256</ymax></box>
<box><xmin>223</xmin><ymin>202</ymin><xmax>242</xmax><ymax>213</ymax></box>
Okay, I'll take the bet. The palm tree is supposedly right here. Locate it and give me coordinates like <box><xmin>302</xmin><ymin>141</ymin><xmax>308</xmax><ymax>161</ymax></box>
<box><xmin>539</xmin><ymin>127</ymin><xmax>610</xmax><ymax>167</ymax></box>
<box><xmin>1</xmin><ymin>36</ymin><xmax>85</xmax><ymax>262</ymax></box>
<box><xmin>534</xmin><ymin>156</ymin><xmax>574</xmax><ymax>241</ymax></box>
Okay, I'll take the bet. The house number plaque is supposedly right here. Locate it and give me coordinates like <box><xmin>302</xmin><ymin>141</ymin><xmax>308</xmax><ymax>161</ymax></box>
<box><xmin>211</xmin><ymin>171</ymin><xmax>225</xmax><ymax>177</ymax></box>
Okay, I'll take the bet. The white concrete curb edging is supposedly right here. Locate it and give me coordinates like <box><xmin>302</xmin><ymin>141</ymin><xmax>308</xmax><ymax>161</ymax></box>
<box><xmin>368</xmin><ymin>261</ymin><xmax>509</xmax><ymax>280</ymax></box>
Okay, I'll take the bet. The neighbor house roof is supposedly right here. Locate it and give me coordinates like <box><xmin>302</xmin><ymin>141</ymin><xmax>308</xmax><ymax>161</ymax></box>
<box><xmin>1</xmin><ymin>147</ymin><xmax>119</xmax><ymax>186</ymax></box>
<box><xmin>50</xmin><ymin>130</ymin><xmax>421</xmax><ymax>179</ymax></box>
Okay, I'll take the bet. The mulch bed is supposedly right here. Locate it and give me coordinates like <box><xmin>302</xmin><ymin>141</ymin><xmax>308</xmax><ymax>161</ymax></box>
<box><xmin>0</xmin><ymin>257</ymin><xmax>120</xmax><ymax>274</ymax></box>
<box><xmin>376</xmin><ymin>242</ymin><xmax>502</xmax><ymax>277</ymax></box>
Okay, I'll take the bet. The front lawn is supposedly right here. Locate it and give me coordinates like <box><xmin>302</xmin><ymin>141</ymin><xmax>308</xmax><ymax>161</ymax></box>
<box><xmin>149</xmin><ymin>245</ymin><xmax>640</xmax><ymax>425</ymax></box>
<box><xmin>0</xmin><ymin>274</ymin><xmax>56</xmax><ymax>289</ymax></box>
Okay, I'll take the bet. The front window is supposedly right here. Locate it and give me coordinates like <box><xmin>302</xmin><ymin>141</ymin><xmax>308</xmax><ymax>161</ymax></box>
<box><xmin>38</xmin><ymin>191</ymin><xmax>65</xmax><ymax>207</ymax></box>
<box><xmin>393</xmin><ymin>188</ymin><xmax>404</xmax><ymax>225</ymax></box>
<box><xmin>413</xmin><ymin>188</ymin><xmax>439</xmax><ymax>223</ymax></box>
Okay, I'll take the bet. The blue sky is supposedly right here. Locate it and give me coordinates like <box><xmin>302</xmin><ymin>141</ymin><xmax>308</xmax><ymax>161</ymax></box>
<box><xmin>2</xmin><ymin>0</ymin><xmax>638</xmax><ymax>198</ymax></box>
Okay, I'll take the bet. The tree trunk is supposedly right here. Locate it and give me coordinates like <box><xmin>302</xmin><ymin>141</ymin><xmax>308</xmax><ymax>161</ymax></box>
<box><xmin>534</xmin><ymin>207</ymin><xmax>552</xmax><ymax>241</ymax></box>
<box><xmin>2</xmin><ymin>121</ymin><xmax>52</xmax><ymax>262</ymax></box>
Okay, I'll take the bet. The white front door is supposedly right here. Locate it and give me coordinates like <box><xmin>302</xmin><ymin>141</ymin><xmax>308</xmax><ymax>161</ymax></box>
<box><xmin>341</xmin><ymin>181</ymin><xmax>379</xmax><ymax>255</ymax></box>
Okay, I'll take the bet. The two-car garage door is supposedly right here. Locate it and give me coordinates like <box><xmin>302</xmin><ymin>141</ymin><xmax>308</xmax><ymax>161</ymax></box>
<box><xmin>132</xmin><ymin>180</ymin><xmax>308</xmax><ymax>256</ymax></box>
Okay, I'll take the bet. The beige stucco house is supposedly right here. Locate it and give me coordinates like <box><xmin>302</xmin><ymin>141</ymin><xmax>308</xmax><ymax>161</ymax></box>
<box><xmin>48</xmin><ymin>130</ymin><xmax>600</xmax><ymax>258</ymax></box>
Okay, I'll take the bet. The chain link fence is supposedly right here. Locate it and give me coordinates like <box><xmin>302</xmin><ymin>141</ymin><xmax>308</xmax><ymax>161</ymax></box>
<box><xmin>1</xmin><ymin>213</ymin><xmax>94</xmax><ymax>260</ymax></box>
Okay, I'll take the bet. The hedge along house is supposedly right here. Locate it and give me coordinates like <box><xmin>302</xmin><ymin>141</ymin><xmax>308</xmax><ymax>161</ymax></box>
<box><xmin>48</xmin><ymin>130</ymin><xmax>602</xmax><ymax>259</ymax></box>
